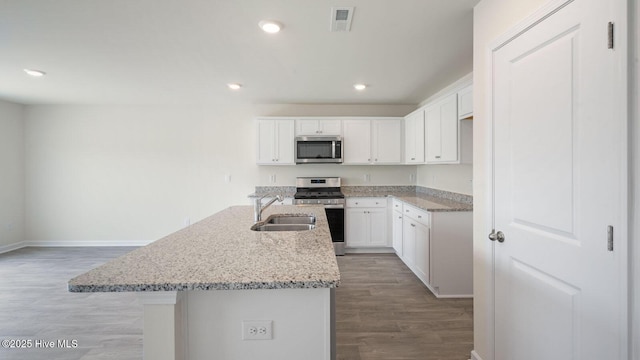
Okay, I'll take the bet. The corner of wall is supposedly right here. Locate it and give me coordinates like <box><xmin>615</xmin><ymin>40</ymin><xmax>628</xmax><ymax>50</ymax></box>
<box><xmin>0</xmin><ymin>99</ymin><xmax>26</xmax><ymax>250</ymax></box>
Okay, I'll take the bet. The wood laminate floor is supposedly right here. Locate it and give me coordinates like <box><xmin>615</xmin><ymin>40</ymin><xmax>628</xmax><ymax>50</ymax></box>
<box><xmin>335</xmin><ymin>254</ymin><xmax>473</xmax><ymax>360</ymax></box>
<box><xmin>0</xmin><ymin>248</ymin><xmax>472</xmax><ymax>360</ymax></box>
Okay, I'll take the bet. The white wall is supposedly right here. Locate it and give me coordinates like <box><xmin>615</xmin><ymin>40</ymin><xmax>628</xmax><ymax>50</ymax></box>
<box><xmin>472</xmin><ymin>0</ymin><xmax>548</xmax><ymax>359</ymax></box>
<box><xmin>416</xmin><ymin>164</ymin><xmax>472</xmax><ymax>195</ymax></box>
<box><xmin>0</xmin><ymin>100</ymin><xmax>25</xmax><ymax>251</ymax></box>
<box><xmin>23</xmin><ymin>103</ymin><xmax>414</xmax><ymax>244</ymax></box>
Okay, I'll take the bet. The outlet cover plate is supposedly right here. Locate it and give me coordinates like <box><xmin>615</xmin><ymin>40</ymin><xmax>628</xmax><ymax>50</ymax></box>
<box><xmin>242</xmin><ymin>320</ymin><xmax>273</xmax><ymax>340</ymax></box>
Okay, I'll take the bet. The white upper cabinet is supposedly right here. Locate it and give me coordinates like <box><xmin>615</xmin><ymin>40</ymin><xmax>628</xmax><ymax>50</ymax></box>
<box><xmin>256</xmin><ymin>119</ymin><xmax>295</xmax><ymax>165</ymax></box>
<box><xmin>425</xmin><ymin>93</ymin><xmax>458</xmax><ymax>163</ymax></box>
<box><xmin>457</xmin><ymin>84</ymin><xmax>473</xmax><ymax>120</ymax></box>
<box><xmin>404</xmin><ymin>110</ymin><xmax>425</xmax><ymax>163</ymax></box>
<box><xmin>343</xmin><ymin>118</ymin><xmax>402</xmax><ymax>165</ymax></box>
<box><xmin>342</xmin><ymin>119</ymin><xmax>371</xmax><ymax>164</ymax></box>
<box><xmin>371</xmin><ymin>119</ymin><xmax>402</xmax><ymax>164</ymax></box>
<box><xmin>295</xmin><ymin>119</ymin><xmax>342</xmax><ymax>136</ymax></box>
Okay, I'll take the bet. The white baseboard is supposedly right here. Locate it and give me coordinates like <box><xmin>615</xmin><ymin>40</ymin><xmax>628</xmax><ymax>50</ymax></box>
<box><xmin>24</xmin><ymin>240</ymin><xmax>153</xmax><ymax>247</ymax></box>
<box><xmin>345</xmin><ymin>247</ymin><xmax>396</xmax><ymax>254</ymax></box>
<box><xmin>0</xmin><ymin>241</ymin><xmax>28</xmax><ymax>254</ymax></box>
<box><xmin>470</xmin><ymin>350</ymin><xmax>483</xmax><ymax>360</ymax></box>
<box><xmin>0</xmin><ymin>240</ymin><xmax>153</xmax><ymax>254</ymax></box>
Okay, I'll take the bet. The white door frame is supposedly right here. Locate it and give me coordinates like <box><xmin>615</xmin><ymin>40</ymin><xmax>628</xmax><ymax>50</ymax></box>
<box><xmin>477</xmin><ymin>0</ymin><xmax>630</xmax><ymax>359</ymax></box>
<box><xmin>632</xmin><ymin>0</ymin><xmax>639</xmax><ymax>359</ymax></box>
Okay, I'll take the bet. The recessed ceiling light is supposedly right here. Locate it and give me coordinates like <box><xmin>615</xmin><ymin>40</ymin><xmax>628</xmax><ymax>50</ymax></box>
<box><xmin>259</xmin><ymin>20</ymin><xmax>283</xmax><ymax>34</ymax></box>
<box><xmin>354</xmin><ymin>84</ymin><xmax>367</xmax><ymax>91</ymax></box>
<box><xmin>24</xmin><ymin>68</ymin><xmax>46</xmax><ymax>77</ymax></box>
<box><xmin>227</xmin><ymin>83</ymin><xmax>242</xmax><ymax>90</ymax></box>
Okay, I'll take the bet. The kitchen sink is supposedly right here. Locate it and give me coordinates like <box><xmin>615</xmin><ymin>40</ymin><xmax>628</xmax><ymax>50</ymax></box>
<box><xmin>251</xmin><ymin>223</ymin><xmax>315</xmax><ymax>232</ymax></box>
<box><xmin>251</xmin><ymin>214</ymin><xmax>316</xmax><ymax>231</ymax></box>
<box><xmin>266</xmin><ymin>214</ymin><xmax>316</xmax><ymax>225</ymax></box>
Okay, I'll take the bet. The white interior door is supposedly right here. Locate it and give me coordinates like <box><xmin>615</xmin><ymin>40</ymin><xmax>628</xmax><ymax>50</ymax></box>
<box><xmin>492</xmin><ymin>0</ymin><xmax>626</xmax><ymax>359</ymax></box>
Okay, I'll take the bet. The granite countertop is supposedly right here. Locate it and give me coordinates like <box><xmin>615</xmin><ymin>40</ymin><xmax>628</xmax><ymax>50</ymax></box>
<box><xmin>341</xmin><ymin>187</ymin><xmax>473</xmax><ymax>212</ymax></box>
<box><xmin>68</xmin><ymin>205</ymin><xmax>340</xmax><ymax>292</ymax></box>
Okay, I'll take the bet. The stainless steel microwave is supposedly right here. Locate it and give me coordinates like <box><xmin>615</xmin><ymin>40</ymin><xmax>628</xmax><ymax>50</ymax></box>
<box><xmin>295</xmin><ymin>136</ymin><xmax>343</xmax><ymax>164</ymax></box>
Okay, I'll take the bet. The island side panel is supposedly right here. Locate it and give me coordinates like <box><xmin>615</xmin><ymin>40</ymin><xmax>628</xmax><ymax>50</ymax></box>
<box><xmin>139</xmin><ymin>292</ymin><xmax>187</xmax><ymax>360</ymax></box>
<box><xmin>187</xmin><ymin>288</ymin><xmax>332</xmax><ymax>360</ymax></box>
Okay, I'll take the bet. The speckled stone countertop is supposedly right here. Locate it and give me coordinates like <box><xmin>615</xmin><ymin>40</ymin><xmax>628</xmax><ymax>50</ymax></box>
<box><xmin>68</xmin><ymin>205</ymin><xmax>340</xmax><ymax>292</ymax></box>
<box><xmin>342</xmin><ymin>186</ymin><xmax>473</xmax><ymax>212</ymax></box>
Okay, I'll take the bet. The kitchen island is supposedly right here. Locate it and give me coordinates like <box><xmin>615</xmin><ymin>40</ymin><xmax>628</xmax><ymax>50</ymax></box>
<box><xmin>69</xmin><ymin>205</ymin><xmax>339</xmax><ymax>360</ymax></box>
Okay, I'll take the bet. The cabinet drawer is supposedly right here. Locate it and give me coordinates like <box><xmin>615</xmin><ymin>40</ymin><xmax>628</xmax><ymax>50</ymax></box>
<box><xmin>403</xmin><ymin>204</ymin><xmax>429</xmax><ymax>227</ymax></box>
<box><xmin>391</xmin><ymin>199</ymin><xmax>404</xmax><ymax>212</ymax></box>
<box><xmin>346</xmin><ymin>197</ymin><xmax>386</xmax><ymax>208</ymax></box>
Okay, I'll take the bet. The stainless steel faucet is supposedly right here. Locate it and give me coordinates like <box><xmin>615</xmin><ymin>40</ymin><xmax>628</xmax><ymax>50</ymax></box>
<box><xmin>254</xmin><ymin>194</ymin><xmax>284</xmax><ymax>223</ymax></box>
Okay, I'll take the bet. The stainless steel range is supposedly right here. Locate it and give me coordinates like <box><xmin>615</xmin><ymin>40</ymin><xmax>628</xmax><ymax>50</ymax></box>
<box><xmin>293</xmin><ymin>177</ymin><xmax>345</xmax><ymax>255</ymax></box>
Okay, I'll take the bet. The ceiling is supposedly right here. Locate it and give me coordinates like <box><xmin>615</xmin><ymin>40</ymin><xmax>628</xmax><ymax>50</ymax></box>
<box><xmin>0</xmin><ymin>0</ymin><xmax>478</xmax><ymax>105</ymax></box>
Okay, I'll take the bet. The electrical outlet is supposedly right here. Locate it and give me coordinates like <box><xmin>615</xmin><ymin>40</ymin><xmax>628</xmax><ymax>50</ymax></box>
<box><xmin>183</xmin><ymin>217</ymin><xmax>191</xmax><ymax>227</ymax></box>
<box><xmin>224</xmin><ymin>174</ymin><xmax>231</xmax><ymax>183</ymax></box>
<box><xmin>242</xmin><ymin>320</ymin><xmax>273</xmax><ymax>340</ymax></box>
<box><xmin>409</xmin><ymin>173</ymin><xmax>416</xmax><ymax>182</ymax></box>
<box><xmin>269</xmin><ymin>174</ymin><xmax>276</xmax><ymax>184</ymax></box>
<box><xmin>364</xmin><ymin>174</ymin><xmax>371</xmax><ymax>182</ymax></box>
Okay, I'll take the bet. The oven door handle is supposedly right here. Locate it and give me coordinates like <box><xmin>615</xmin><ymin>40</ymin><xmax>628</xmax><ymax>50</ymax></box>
<box><xmin>294</xmin><ymin>203</ymin><xmax>344</xmax><ymax>209</ymax></box>
<box><xmin>323</xmin><ymin>204</ymin><xmax>344</xmax><ymax>209</ymax></box>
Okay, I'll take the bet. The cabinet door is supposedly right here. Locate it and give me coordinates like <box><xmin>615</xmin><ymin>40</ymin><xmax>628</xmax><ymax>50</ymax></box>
<box><xmin>425</xmin><ymin>94</ymin><xmax>458</xmax><ymax>163</ymax></box>
<box><xmin>368</xmin><ymin>208</ymin><xmax>389</xmax><ymax>246</ymax></box>
<box><xmin>414</xmin><ymin>221</ymin><xmax>430</xmax><ymax>285</ymax></box>
<box><xmin>392</xmin><ymin>211</ymin><xmax>404</xmax><ymax>256</ymax></box>
<box><xmin>425</xmin><ymin>104</ymin><xmax>441</xmax><ymax>163</ymax></box>
<box><xmin>318</xmin><ymin>119</ymin><xmax>342</xmax><ymax>135</ymax></box>
<box><xmin>295</xmin><ymin>120</ymin><xmax>320</xmax><ymax>135</ymax></box>
<box><xmin>457</xmin><ymin>84</ymin><xmax>473</xmax><ymax>120</ymax></box>
<box><xmin>402</xmin><ymin>218</ymin><xmax>416</xmax><ymax>268</ymax></box>
<box><xmin>295</xmin><ymin>119</ymin><xmax>342</xmax><ymax>135</ymax></box>
<box><xmin>439</xmin><ymin>95</ymin><xmax>458</xmax><ymax>162</ymax></box>
<box><xmin>256</xmin><ymin>120</ymin><xmax>276</xmax><ymax>164</ymax></box>
<box><xmin>342</xmin><ymin>120</ymin><xmax>371</xmax><ymax>164</ymax></box>
<box><xmin>275</xmin><ymin>120</ymin><xmax>295</xmax><ymax>164</ymax></box>
<box><xmin>372</xmin><ymin>119</ymin><xmax>402</xmax><ymax>164</ymax></box>
<box><xmin>404</xmin><ymin>111</ymin><xmax>425</xmax><ymax>163</ymax></box>
<box><xmin>346</xmin><ymin>208</ymin><xmax>368</xmax><ymax>247</ymax></box>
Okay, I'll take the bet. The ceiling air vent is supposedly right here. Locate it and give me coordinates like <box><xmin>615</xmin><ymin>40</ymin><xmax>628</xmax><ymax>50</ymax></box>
<box><xmin>330</xmin><ymin>7</ymin><xmax>354</xmax><ymax>32</ymax></box>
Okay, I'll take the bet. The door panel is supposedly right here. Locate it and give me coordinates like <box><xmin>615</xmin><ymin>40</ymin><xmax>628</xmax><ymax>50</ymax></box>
<box><xmin>510</xmin><ymin>31</ymin><xmax>576</xmax><ymax>235</ymax></box>
<box><xmin>492</xmin><ymin>0</ymin><xmax>625</xmax><ymax>359</ymax></box>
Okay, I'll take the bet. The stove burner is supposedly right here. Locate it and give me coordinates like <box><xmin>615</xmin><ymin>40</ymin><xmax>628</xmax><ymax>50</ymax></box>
<box><xmin>294</xmin><ymin>190</ymin><xmax>344</xmax><ymax>199</ymax></box>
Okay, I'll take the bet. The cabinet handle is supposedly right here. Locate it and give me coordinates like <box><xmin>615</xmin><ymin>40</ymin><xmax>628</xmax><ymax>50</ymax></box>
<box><xmin>368</xmin><ymin>158</ymin><xmax>371</xmax><ymax>162</ymax></box>
<box><xmin>436</xmin><ymin>156</ymin><xmax>441</xmax><ymax>159</ymax></box>
<box><xmin>355</xmin><ymin>202</ymin><xmax>359</xmax><ymax>205</ymax></box>
<box><xmin>411</xmin><ymin>223</ymin><xmax>416</xmax><ymax>227</ymax></box>
<box><xmin>375</xmin><ymin>202</ymin><xmax>379</xmax><ymax>205</ymax></box>
<box><xmin>411</xmin><ymin>157</ymin><xmax>415</xmax><ymax>160</ymax></box>
<box><xmin>405</xmin><ymin>210</ymin><xmax>409</xmax><ymax>212</ymax></box>
<box><xmin>375</xmin><ymin>158</ymin><xmax>378</xmax><ymax>161</ymax></box>
<box><xmin>418</xmin><ymin>215</ymin><xmax>422</xmax><ymax>218</ymax></box>
<box><xmin>398</xmin><ymin>216</ymin><xmax>402</xmax><ymax>219</ymax></box>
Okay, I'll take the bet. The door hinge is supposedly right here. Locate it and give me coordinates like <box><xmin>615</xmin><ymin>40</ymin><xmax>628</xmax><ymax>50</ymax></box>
<box><xmin>607</xmin><ymin>225</ymin><xmax>614</xmax><ymax>251</ymax></box>
<box><xmin>607</xmin><ymin>22</ymin><xmax>614</xmax><ymax>49</ymax></box>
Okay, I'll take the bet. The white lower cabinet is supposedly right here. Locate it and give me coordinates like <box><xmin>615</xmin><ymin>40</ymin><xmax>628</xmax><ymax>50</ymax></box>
<box><xmin>346</xmin><ymin>198</ymin><xmax>389</xmax><ymax>248</ymax></box>
<box><xmin>392</xmin><ymin>200</ymin><xmax>473</xmax><ymax>298</ymax></box>
<box><xmin>413</xmin><ymin>220</ymin><xmax>430</xmax><ymax>285</ymax></box>
<box><xmin>392</xmin><ymin>209</ymin><xmax>404</xmax><ymax>256</ymax></box>
<box><xmin>401</xmin><ymin>204</ymin><xmax>430</xmax><ymax>285</ymax></box>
